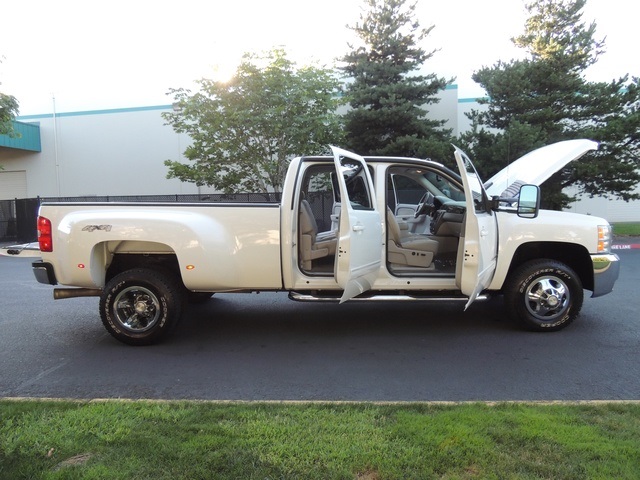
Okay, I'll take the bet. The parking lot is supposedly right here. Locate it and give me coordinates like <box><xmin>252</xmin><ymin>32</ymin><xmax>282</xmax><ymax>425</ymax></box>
<box><xmin>1</xmin><ymin>248</ymin><xmax>638</xmax><ymax>401</ymax></box>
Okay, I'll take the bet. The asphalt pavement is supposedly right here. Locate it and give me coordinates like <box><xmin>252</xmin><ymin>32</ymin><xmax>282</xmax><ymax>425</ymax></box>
<box><xmin>0</xmin><ymin>246</ymin><xmax>638</xmax><ymax>402</ymax></box>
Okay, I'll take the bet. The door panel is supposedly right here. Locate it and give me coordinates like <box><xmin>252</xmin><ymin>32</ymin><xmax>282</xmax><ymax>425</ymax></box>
<box><xmin>331</xmin><ymin>147</ymin><xmax>382</xmax><ymax>303</ymax></box>
<box><xmin>453</xmin><ymin>147</ymin><xmax>498</xmax><ymax>309</ymax></box>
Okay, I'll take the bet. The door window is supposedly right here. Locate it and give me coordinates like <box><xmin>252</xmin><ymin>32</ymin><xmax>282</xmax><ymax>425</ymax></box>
<box><xmin>297</xmin><ymin>164</ymin><xmax>338</xmax><ymax>274</ymax></box>
<box><xmin>388</xmin><ymin>174</ymin><xmax>426</xmax><ymax>212</ymax></box>
<box><xmin>456</xmin><ymin>152</ymin><xmax>489</xmax><ymax>214</ymax></box>
<box><xmin>335</xmin><ymin>160</ymin><xmax>373</xmax><ymax>210</ymax></box>
<box><xmin>300</xmin><ymin>164</ymin><xmax>335</xmax><ymax>232</ymax></box>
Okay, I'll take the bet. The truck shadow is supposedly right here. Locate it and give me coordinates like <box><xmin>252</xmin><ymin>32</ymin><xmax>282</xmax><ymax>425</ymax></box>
<box><xmin>175</xmin><ymin>292</ymin><xmax>517</xmax><ymax>345</ymax></box>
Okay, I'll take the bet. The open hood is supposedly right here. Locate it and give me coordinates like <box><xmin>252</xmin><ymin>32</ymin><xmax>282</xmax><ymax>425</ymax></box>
<box><xmin>483</xmin><ymin>139</ymin><xmax>599</xmax><ymax>198</ymax></box>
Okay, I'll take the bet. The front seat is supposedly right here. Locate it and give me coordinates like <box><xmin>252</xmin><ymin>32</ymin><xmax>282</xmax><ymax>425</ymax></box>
<box><xmin>386</xmin><ymin>208</ymin><xmax>439</xmax><ymax>268</ymax></box>
<box><xmin>299</xmin><ymin>199</ymin><xmax>337</xmax><ymax>270</ymax></box>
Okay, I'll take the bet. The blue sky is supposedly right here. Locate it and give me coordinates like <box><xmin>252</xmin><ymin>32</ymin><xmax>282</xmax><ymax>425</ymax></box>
<box><xmin>1</xmin><ymin>0</ymin><xmax>637</xmax><ymax>115</ymax></box>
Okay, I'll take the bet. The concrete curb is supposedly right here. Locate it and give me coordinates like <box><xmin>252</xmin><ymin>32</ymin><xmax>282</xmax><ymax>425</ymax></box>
<box><xmin>2</xmin><ymin>397</ymin><xmax>640</xmax><ymax>405</ymax></box>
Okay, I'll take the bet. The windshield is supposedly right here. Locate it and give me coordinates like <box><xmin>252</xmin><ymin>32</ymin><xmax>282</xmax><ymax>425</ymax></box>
<box><xmin>422</xmin><ymin>170</ymin><xmax>465</xmax><ymax>202</ymax></box>
<box><xmin>387</xmin><ymin>166</ymin><xmax>465</xmax><ymax>210</ymax></box>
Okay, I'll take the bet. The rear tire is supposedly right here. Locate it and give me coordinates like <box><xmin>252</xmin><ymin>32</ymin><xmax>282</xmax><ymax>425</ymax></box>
<box><xmin>505</xmin><ymin>260</ymin><xmax>583</xmax><ymax>332</ymax></box>
<box><xmin>100</xmin><ymin>268</ymin><xmax>183</xmax><ymax>345</ymax></box>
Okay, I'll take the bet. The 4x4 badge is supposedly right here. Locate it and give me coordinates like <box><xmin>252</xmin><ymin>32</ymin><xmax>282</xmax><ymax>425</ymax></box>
<box><xmin>82</xmin><ymin>225</ymin><xmax>112</xmax><ymax>232</ymax></box>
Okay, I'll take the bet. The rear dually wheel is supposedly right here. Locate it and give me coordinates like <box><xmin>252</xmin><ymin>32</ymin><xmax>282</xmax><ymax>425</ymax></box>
<box><xmin>100</xmin><ymin>268</ymin><xmax>183</xmax><ymax>345</ymax></box>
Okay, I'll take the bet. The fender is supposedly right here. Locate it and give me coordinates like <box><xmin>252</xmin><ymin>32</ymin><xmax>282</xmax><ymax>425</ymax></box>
<box><xmin>489</xmin><ymin>209</ymin><xmax>604</xmax><ymax>291</ymax></box>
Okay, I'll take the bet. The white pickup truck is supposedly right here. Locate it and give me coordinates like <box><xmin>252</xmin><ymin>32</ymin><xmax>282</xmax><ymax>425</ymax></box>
<box><xmin>26</xmin><ymin>140</ymin><xmax>619</xmax><ymax>345</ymax></box>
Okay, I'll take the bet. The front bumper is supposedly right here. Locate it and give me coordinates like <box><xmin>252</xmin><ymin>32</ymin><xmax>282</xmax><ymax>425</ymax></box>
<box><xmin>32</xmin><ymin>261</ymin><xmax>57</xmax><ymax>285</ymax></box>
<box><xmin>591</xmin><ymin>253</ymin><xmax>620</xmax><ymax>297</ymax></box>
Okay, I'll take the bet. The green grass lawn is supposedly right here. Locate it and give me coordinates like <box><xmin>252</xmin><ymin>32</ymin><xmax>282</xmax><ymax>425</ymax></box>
<box><xmin>612</xmin><ymin>222</ymin><xmax>640</xmax><ymax>236</ymax></box>
<box><xmin>2</xmin><ymin>400</ymin><xmax>639</xmax><ymax>479</ymax></box>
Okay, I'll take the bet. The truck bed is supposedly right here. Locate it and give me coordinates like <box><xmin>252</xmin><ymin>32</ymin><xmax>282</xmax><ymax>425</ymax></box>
<box><xmin>37</xmin><ymin>202</ymin><xmax>284</xmax><ymax>291</ymax></box>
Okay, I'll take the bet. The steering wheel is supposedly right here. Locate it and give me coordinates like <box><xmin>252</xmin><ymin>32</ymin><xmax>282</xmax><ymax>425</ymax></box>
<box><xmin>414</xmin><ymin>192</ymin><xmax>435</xmax><ymax>218</ymax></box>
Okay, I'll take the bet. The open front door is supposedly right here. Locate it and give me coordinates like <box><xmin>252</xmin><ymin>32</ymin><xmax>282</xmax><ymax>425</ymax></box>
<box><xmin>454</xmin><ymin>146</ymin><xmax>498</xmax><ymax>309</ymax></box>
<box><xmin>331</xmin><ymin>146</ymin><xmax>383</xmax><ymax>303</ymax></box>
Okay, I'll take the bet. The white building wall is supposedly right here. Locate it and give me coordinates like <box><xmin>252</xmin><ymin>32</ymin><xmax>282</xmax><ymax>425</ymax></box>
<box><xmin>0</xmin><ymin>170</ymin><xmax>27</xmax><ymax>198</ymax></box>
<box><xmin>1</xmin><ymin>106</ymin><xmax>196</xmax><ymax>199</ymax></box>
<box><xmin>564</xmin><ymin>184</ymin><xmax>640</xmax><ymax>223</ymax></box>
<box><xmin>429</xmin><ymin>85</ymin><xmax>459</xmax><ymax>136</ymax></box>
<box><xmin>0</xmin><ymin>143</ymin><xmax>44</xmax><ymax>200</ymax></box>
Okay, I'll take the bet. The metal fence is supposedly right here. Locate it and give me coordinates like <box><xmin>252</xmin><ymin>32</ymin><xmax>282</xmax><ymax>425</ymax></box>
<box><xmin>37</xmin><ymin>193</ymin><xmax>283</xmax><ymax>204</ymax></box>
<box><xmin>0</xmin><ymin>199</ymin><xmax>19</xmax><ymax>242</ymax></box>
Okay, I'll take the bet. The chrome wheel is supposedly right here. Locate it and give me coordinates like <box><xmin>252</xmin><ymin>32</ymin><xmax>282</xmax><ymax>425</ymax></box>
<box><xmin>101</xmin><ymin>268</ymin><xmax>183</xmax><ymax>345</ymax></box>
<box><xmin>505</xmin><ymin>260</ymin><xmax>583</xmax><ymax>332</ymax></box>
<box><xmin>112</xmin><ymin>286</ymin><xmax>161</xmax><ymax>333</ymax></box>
<box><xmin>524</xmin><ymin>275</ymin><xmax>570</xmax><ymax>321</ymax></box>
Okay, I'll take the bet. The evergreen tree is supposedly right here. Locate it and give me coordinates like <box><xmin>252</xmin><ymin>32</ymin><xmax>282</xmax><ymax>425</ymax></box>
<box><xmin>462</xmin><ymin>0</ymin><xmax>640</xmax><ymax>209</ymax></box>
<box><xmin>341</xmin><ymin>0</ymin><xmax>453</xmax><ymax>161</ymax></box>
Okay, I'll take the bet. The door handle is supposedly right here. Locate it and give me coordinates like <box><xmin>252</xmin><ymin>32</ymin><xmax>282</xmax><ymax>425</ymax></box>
<box><xmin>352</xmin><ymin>224</ymin><xmax>365</xmax><ymax>232</ymax></box>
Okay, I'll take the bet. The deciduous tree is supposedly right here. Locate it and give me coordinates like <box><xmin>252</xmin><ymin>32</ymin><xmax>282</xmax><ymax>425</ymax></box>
<box><xmin>1</xmin><ymin>57</ymin><xmax>19</xmax><ymax>138</ymax></box>
<box><xmin>164</xmin><ymin>49</ymin><xmax>344</xmax><ymax>193</ymax></box>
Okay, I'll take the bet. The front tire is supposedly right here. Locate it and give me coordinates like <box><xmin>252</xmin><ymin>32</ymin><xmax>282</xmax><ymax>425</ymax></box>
<box><xmin>100</xmin><ymin>268</ymin><xmax>183</xmax><ymax>345</ymax></box>
<box><xmin>505</xmin><ymin>260</ymin><xmax>583</xmax><ymax>332</ymax></box>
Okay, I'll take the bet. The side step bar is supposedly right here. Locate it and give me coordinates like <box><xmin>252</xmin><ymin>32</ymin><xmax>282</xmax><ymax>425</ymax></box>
<box><xmin>289</xmin><ymin>291</ymin><xmax>489</xmax><ymax>302</ymax></box>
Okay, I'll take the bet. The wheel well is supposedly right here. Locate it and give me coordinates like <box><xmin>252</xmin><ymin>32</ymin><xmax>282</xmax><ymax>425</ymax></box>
<box><xmin>106</xmin><ymin>254</ymin><xmax>182</xmax><ymax>285</ymax></box>
<box><xmin>507</xmin><ymin>242</ymin><xmax>593</xmax><ymax>291</ymax></box>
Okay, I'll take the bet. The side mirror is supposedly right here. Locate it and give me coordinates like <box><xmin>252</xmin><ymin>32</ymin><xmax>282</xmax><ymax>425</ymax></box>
<box><xmin>517</xmin><ymin>184</ymin><xmax>540</xmax><ymax>218</ymax></box>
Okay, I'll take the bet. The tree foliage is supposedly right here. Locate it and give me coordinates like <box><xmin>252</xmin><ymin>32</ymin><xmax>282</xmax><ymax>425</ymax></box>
<box><xmin>1</xmin><ymin>57</ymin><xmax>19</xmax><ymax>137</ymax></box>
<box><xmin>163</xmin><ymin>49</ymin><xmax>344</xmax><ymax>193</ymax></box>
<box><xmin>461</xmin><ymin>0</ymin><xmax>640</xmax><ymax>209</ymax></box>
<box><xmin>340</xmin><ymin>0</ymin><xmax>454</xmax><ymax>161</ymax></box>
<box><xmin>0</xmin><ymin>92</ymin><xmax>18</xmax><ymax>136</ymax></box>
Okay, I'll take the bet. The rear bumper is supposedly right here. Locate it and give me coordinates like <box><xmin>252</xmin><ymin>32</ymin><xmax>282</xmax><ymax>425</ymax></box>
<box><xmin>590</xmin><ymin>253</ymin><xmax>620</xmax><ymax>297</ymax></box>
<box><xmin>32</xmin><ymin>261</ymin><xmax>57</xmax><ymax>285</ymax></box>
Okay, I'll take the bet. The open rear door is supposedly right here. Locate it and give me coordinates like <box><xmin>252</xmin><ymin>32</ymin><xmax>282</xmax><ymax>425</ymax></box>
<box><xmin>454</xmin><ymin>146</ymin><xmax>498</xmax><ymax>309</ymax></box>
<box><xmin>331</xmin><ymin>146</ymin><xmax>382</xmax><ymax>303</ymax></box>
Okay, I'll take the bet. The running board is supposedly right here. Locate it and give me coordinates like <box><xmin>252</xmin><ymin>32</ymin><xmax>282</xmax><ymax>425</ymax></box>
<box><xmin>289</xmin><ymin>291</ymin><xmax>489</xmax><ymax>303</ymax></box>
